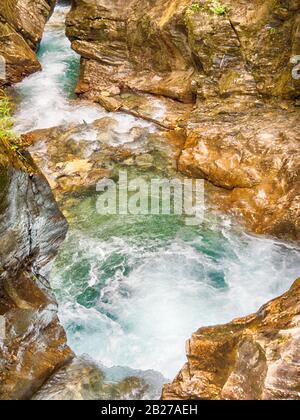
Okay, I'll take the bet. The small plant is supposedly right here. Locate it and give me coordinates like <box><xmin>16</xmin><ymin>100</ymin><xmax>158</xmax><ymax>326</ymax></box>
<box><xmin>0</xmin><ymin>93</ymin><xmax>15</xmax><ymax>141</ymax></box>
<box><xmin>268</xmin><ymin>27</ymin><xmax>277</xmax><ymax>35</ymax></box>
<box><xmin>185</xmin><ymin>1</ymin><xmax>228</xmax><ymax>18</ymax></box>
<box><xmin>209</xmin><ymin>1</ymin><xmax>228</xmax><ymax>15</ymax></box>
<box><xmin>0</xmin><ymin>91</ymin><xmax>27</xmax><ymax>162</ymax></box>
<box><xmin>186</xmin><ymin>3</ymin><xmax>202</xmax><ymax>16</ymax></box>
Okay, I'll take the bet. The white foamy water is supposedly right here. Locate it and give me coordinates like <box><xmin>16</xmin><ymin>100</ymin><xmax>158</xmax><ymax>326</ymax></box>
<box><xmin>12</xmin><ymin>5</ymin><xmax>105</xmax><ymax>133</ymax></box>
<box><xmin>52</xmin><ymin>203</ymin><xmax>300</xmax><ymax>379</ymax></box>
<box><xmin>12</xmin><ymin>5</ymin><xmax>156</xmax><ymax>136</ymax></box>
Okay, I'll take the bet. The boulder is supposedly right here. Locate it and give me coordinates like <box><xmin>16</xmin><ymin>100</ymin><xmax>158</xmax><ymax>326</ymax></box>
<box><xmin>0</xmin><ymin>0</ymin><xmax>56</xmax><ymax>84</ymax></box>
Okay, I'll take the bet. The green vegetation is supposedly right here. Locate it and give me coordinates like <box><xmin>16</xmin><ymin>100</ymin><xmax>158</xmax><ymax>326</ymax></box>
<box><xmin>209</xmin><ymin>1</ymin><xmax>228</xmax><ymax>15</ymax></box>
<box><xmin>185</xmin><ymin>3</ymin><xmax>202</xmax><ymax>16</ymax></box>
<box><xmin>186</xmin><ymin>1</ymin><xmax>229</xmax><ymax>18</ymax></box>
<box><xmin>0</xmin><ymin>92</ymin><xmax>14</xmax><ymax>141</ymax></box>
<box><xmin>0</xmin><ymin>90</ymin><xmax>28</xmax><ymax>167</ymax></box>
<box><xmin>268</xmin><ymin>27</ymin><xmax>277</xmax><ymax>35</ymax></box>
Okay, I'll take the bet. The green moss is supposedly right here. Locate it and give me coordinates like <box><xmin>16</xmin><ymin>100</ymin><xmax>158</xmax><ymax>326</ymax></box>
<box><xmin>268</xmin><ymin>27</ymin><xmax>277</xmax><ymax>35</ymax></box>
<box><xmin>0</xmin><ymin>94</ymin><xmax>14</xmax><ymax>141</ymax></box>
<box><xmin>0</xmin><ymin>91</ymin><xmax>29</xmax><ymax>167</ymax></box>
<box><xmin>209</xmin><ymin>1</ymin><xmax>228</xmax><ymax>15</ymax></box>
<box><xmin>185</xmin><ymin>1</ymin><xmax>229</xmax><ymax>18</ymax></box>
<box><xmin>186</xmin><ymin>3</ymin><xmax>202</xmax><ymax>17</ymax></box>
<box><xmin>0</xmin><ymin>90</ymin><xmax>33</xmax><ymax>174</ymax></box>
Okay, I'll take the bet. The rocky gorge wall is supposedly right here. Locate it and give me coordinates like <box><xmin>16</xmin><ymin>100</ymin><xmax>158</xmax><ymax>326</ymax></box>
<box><xmin>0</xmin><ymin>0</ymin><xmax>56</xmax><ymax>84</ymax></box>
<box><xmin>66</xmin><ymin>0</ymin><xmax>300</xmax><ymax>102</ymax></box>
<box><xmin>0</xmin><ymin>130</ymin><xmax>73</xmax><ymax>399</ymax></box>
<box><xmin>0</xmin><ymin>2</ymin><xmax>76</xmax><ymax>399</ymax></box>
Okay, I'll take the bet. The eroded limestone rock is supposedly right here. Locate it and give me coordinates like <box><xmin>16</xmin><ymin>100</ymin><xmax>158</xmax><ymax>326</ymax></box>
<box><xmin>180</xmin><ymin>106</ymin><xmax>300</xmax><ymax>241</ymax></box>
<box><xmin>24</xmin><ymin>116</ymin><xmax>186</xmax><ymax>198</ymax></box>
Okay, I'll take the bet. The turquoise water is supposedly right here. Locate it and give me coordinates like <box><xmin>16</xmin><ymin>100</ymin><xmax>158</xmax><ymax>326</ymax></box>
<box><xmin>12</xmin><ymin>5</ymin><xmax>105</xmax><ymax>133</ymax></box>
<box><xmin>52</xmin><ymin>193</ymin><xmax>300</xmax><ymax>379</ymax></box>
<box><xmin>37</xmin><ymin>26</ymin><xmax>79</xmax><ymax>98</ymax></box>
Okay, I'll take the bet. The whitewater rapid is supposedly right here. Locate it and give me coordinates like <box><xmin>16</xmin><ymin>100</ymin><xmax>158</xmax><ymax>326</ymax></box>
<box><xmin>12</xmin><ymin>5</ymin><xmax>153</xmax><ymax>134</ymax></box>
<box><xmin>52</xmin><ymin>195</ymin><xmax>300</xmax><ymax>379</ymax></box>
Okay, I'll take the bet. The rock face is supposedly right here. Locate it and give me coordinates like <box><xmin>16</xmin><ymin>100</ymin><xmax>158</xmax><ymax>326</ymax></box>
<box><xmin>162</xmin><ymin>278</ymin><xmax>300</xmax><ymax>400</ymax></box>
<box><xmin>0</xmin><ymin>137</ymin><xmax>72</xmax><ymax>400</ymax></box>
<box><xmin>66</xmin><ymin>0</ymin><xmax>300</xmax><ymax>241</ymax></box>
<box><xmin>32</xmin><ymin>357</ymin><xmax>166</xmax><ymax>400</ymax></box>
<box><xmin>66</xmin><ymin>0</ymin><xmax>300</xmax><ymax>102</ymax></box>
<box><xmin>0</xmin><ymin>0</ymin><xmax>56</xmax><ymax>84</ymax></box>
<box><xmin>66</xmin><ymin>0</ymin><xmax>195</xmax><ymax>102</ymax></box>
<box><xmin>181</xmin><ymin>106</ymin><xmax>300</xmax><ymax>241</ymax></box>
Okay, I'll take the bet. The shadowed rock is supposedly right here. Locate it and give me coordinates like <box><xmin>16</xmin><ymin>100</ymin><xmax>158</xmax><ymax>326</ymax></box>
<box><xmin>0</xmin><ymin>136</ymin><xmax>73</xmax><ymax>400</ymax></box>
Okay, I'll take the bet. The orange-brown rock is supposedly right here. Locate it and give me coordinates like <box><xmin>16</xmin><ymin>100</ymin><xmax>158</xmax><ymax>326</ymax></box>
<box><xmin>180</xmin><ymin>105</ymin><xmax>300</xmax><ymax>241</ymax></box>
<box><xmin>25</xmin><ymin>116</ymin><xmax>186</xmax><ymax>199</ymax></box>
<box><xmin>65</xmin><ymin>0</ymin><xmax>300</xmax><ymax>242</ymax></box>
<box><xmin>162</xmin><ymin>278</ymin><xmax>300</xmax><ymax>400</ymax></box>
<box><xmin>0</xmin><ymin>0</ymin><xmax>56</xmax><ymax>84</ymax></box>
<box><xmin>66</xmin><ymin>0</ymin><xmax>300</xmax><ymax>104</ymax></box>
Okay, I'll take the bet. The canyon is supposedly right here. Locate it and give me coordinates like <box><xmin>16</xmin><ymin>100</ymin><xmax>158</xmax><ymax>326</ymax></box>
<box><xmin>0</xmin><ymin>0</ymin><xmax>299</xmax><ymax>400</ymax></box>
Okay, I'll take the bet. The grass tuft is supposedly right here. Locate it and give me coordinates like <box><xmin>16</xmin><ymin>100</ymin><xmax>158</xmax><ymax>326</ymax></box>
<box><xmin>186</xmin><ymin>1</ymin><xmax>229</xmax><ymax>17</ymax></box>
<box><xmin>0</xmin><ymin>90</ymin><xmax>29</xmax><ymax>168</ymax></box>
<box><xmin>209</xmin><ymin>1</ymin><xmax>228</xmax><ymax>15</ymax></box>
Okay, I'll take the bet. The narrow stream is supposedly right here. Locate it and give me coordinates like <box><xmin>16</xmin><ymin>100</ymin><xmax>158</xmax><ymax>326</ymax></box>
<box><xmin>12</xmin><ymin>4</ymin><xmax>107</xmax><ymax>133</ymax></box>
<box><xmin>12</xmin><ymin>4</ymin><xmax>300</xmax><ymax>399</ymax></box>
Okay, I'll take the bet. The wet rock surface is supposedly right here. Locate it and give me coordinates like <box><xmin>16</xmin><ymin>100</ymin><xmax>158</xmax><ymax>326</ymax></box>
<box><xmin>181</xmin><ymin>106</ymin><xmax>300</xmax><ymax>241</ymax></box>
<box><xmin>66</xmin><ymin>0</ymin><xmax>300</xmax><ymax>103</ymax></box>
<box><xmin>0</xmin><ymin>139</ymin><xmax>72</xmax><ymax>400</ymax></box>
<box><xmin>0</xmin><ymin>0</ymin><xmax>55</xmax><ymax>84</ymax></box>
<box><xmin>65</xmin><ymin>0</ymin><xmax>300</xmax><ymax>241</ymax></box>
<box><xmin>162</xmin><ymin>278</ymin><xmax>300</xmax><ymax>400</ymax></box>
<box><xmin>33</xmin><ymin>357</ymin><xmax>166</xmax><ymax>400</ymax></box>
<box><xmin>24</xmin><ymin>116</ymin><xmax>186</xmax><ymax>198</ymax></box>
